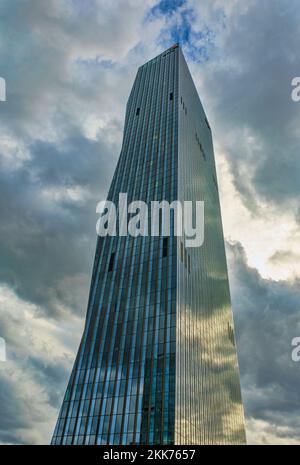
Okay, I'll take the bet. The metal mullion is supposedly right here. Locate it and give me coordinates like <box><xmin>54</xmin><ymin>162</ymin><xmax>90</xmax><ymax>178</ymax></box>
<box><xmin>106</xmin><ymin>63</ymin><xmax>151</xmax><ymax>444</ymax></box>
<box><xmin>89</xmin><ymin>67</ymin><xmax>147</xmax><ymax>444</ymax></box>
<box><xmin>119</xmin><ymin>57</ymin><xmax>161</xmax><ymax>445</ymax></box>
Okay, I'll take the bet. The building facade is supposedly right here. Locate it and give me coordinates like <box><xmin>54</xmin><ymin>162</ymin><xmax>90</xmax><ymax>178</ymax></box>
<box><xmin>51</xmin><ymin>45</ymin><xmax>246</xmax><ymax>445</ymax></box>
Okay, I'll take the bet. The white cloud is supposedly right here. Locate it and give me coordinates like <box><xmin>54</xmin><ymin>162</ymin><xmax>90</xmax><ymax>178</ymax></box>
<box><xmin>0</xmin><ymin>284</ymin><xmax>83</xmax><ymax>444</ymax></box>
<box><xmin>246</xmin><ymin>417</ymin><xmax>300</xmax><ymax>445</ymax></box>
<box><xmin>217</xmin><ymin>151</ymin><xmax>300</xmax><ymax>281</ymax></box>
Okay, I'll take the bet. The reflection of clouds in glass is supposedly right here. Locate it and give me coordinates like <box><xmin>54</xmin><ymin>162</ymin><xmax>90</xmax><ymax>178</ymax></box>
<box><xmin>175</xmin><ymin>48</ymin><xmax>245</xmax><ymax>444</ymax></box>
<box><xmin>176</xmin><ymin>303</ymin><xmax>245</xmax><ymax>444</ymax></box>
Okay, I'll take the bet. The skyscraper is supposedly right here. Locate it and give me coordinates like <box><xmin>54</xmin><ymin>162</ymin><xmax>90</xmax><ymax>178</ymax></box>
<box><xmin>51</xmin><ymin>45</ymin><xmax>246</xmax><ymax>445</ymax></box>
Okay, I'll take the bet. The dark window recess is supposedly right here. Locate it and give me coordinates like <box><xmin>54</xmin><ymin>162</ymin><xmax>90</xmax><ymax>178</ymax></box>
<box><xmin>212</xmin><ymin>174</ymin><xmax>218</xmax><ymax>190</ymax></box>
<box><xmin>181</xmin><ymin>96</ymin><xmax>182</xmax><ymax>104</ymax></box>
<box><xmin>136</xmin><ymin>107</ymin><xmax>140</xmax><ymax>116</ymax></box>
<box><xmin>170</xmin><ymin>92</ymin><xmax>173</xmax><ymax>101</ymax></box>
<box><xmin>195</xmin><ymin>132</ymin><xmax>206</xmax><ymax>161</ymax></box>
<box><xmin>228</xmin><ymin>323</ymin><xmax>235</xmax><ymax>346</ymax></box>
<box><xmin>159</xmin><ymin>210</ymin><xmax>162</xmax><ymax>236</ymax></box>
<box><xmin>143</xmin><ymin>405</ymin><xmax>155</xmax><ymax>411</ymax></box>
<box><xmin>180</xmin><ymin>243</ymin><xmax>191</xmax><ymax>273</ymax></box>
<box><xmin>108</xmin><ymin>252</ymin><xmax>115</xmax><ymax>272</ymax></box>
<box><xmin>205</xmin><ymin>117</ymin><xmax>211</xmax><ymax>130</ymax></box>
<box><xmin>163</xmin><ymin>238</ymin><xmax>168</xmax><ymax>257</ymax></box>
<box><xmin>185</xmin><ymin>107</ymin><xmax>187</xmax><ymax>115</ymax></box>
<box><xmin>200</xmin><ymin>143</ymin><xmax>206</xmax><ymax>161</ymax></box>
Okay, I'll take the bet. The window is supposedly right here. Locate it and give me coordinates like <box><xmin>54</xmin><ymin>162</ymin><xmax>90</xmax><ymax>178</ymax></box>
<box><xmin>136</xmin><ymin>107</ymin><xmax>140</xmax><ymax>116</ymax></box>
<box><xmin>180</xmin><ymin>243</ymin><xmax>191</xmax><ymax>273</ymax></box>
<box><xmin>163</xmin><ymin>238</ymin><xmax>168</xmax><ymax>257</ymax></box>
<box><xmin>159</xmin><ymin>210</ymin><xmax>162</xmax><ymax>235</ymax></box>
<box><xmin>170</xmin><ymin>92</ymin><xmax>173</xmax><ymax>101</ymax></box>
<box><xmin>196</xmin><ymin>132</ymin><xmax>206</xmax><ymax>161</ymax></box>
<box><xmin>108</xmin><ymin>252</ymin><xmax>115</xmax><ymax>272</ymax></box>
<box><xmin>212</xmin><ymin>174</ymin><xmax>218</xmax><ymax>191</ymax></box>
<box><xmin>205</xmin><ymin>116</ymin><xmax>211</xmax><ymax>130</ymax></box>
<box><xmin>228</xmin><ymin>323</ymin><xmax>235</xmax><ymax>346</ymax></box>
<box><xmin>200</xmin><ymin>143</ymin><xmax>206</xmax><ymax>161</ymax></box>
<box><xmin>180</xmin><ymin>242</ymin><xmax>184</xmax><ymax>262</ymax></box>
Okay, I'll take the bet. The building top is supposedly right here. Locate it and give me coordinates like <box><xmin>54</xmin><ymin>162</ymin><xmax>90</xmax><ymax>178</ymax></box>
<box><xmin>140</xmin><ymin>43</ymin><xmax>181</xmax><ymax>68</ymax></box>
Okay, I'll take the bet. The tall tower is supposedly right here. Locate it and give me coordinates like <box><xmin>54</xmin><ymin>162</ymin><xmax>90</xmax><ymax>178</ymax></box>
<box><xmin>52</xmin><ymin>45</ymin><xmax>246</xmax><ymax>445</ymax></box>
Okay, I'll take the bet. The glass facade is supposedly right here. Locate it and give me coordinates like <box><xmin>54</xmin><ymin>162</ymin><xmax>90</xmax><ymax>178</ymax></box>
<box><xmin>175</xmin><ymin>48</ymin><xmax>246</xmax><ymax>444</ymax></box>
<box><xmin>51</xmin><ymin>45</ymin><xmax>246</xmax><ymax>445</ymax></box>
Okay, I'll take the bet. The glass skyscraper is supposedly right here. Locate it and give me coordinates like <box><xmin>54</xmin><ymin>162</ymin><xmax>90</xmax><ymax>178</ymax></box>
<box><xmin>52</xmin><ymin>45</ymin><xmax>246</xmax><ymax>445</ymax></box>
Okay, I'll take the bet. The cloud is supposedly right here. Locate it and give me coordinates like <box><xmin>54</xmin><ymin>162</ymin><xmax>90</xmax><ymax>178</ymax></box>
<box><xmin>189</xmin><ymin>0</ymin><xmax>300</xmax><ymax>210</ymax></box>
<box><xmin>216</xmin><ymin>152</ymin><xmax>300</xmax><ymax>281</ymax></box>
<box><xmin>0</xmin><ymin>285</ymin><xmax>83</xmax><ymax>444</ymax></box>
<box><xmin>227</xmin><ymin>241</ymin><xmax>300</xmax><ymax>444</ymax></box>
<box><xmin>246</xmin><ymin>418</ymin><xmax>300</xmax><ymax>445</ymax></box>
<box><xmin>0</xmin><ymin>131</ymin><xmax>117</xmax><ymax>318</ymax></box>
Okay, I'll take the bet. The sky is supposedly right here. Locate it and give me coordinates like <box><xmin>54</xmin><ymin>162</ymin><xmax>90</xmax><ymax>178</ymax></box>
<box><xmin>0</xmin><ymin>0</ymin><xmax>300</xmax><ymax>445</ymax></box>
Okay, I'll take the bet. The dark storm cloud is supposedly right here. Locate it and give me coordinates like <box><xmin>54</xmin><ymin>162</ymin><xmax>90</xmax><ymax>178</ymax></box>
<box><xmin>0</xmin><ymin>0</ymin><xmax>132</xmax><ymax>320</ymax></box>
<box><xmin>0</xmin><ymin>377</ymin><xmax>28</xmax><ymax>444</ymax></box>
<box><xmin>0</xmin><ymin>131</ymin><xmax>116</xmax><ymax>318</ymax></box>
<box><xmin>0</xmin><ymin>280</ymin><xmax>80</xmax><ymax>444</ymax></box>
<box><xmin>227</xmin><ymin>241</ymin><xmax>300</xmax><ymax>442</ymax></box>
<box><xmin>196</xmin><ymin>0</ymin><xmax>300</xmax><ymax>212</ymax></box>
